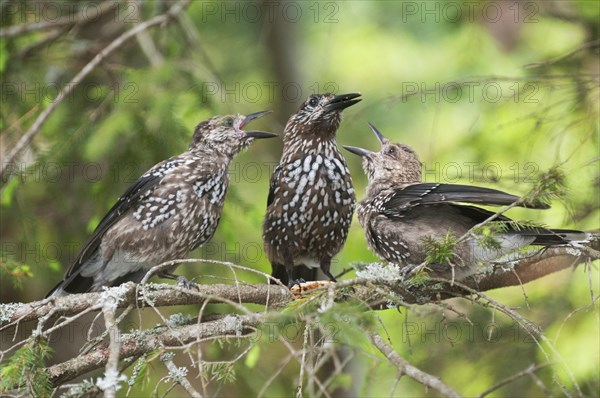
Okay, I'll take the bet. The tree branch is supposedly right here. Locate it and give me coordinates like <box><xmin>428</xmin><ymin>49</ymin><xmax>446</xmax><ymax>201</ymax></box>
<box><xmin>0</xmin><ymin>1</ymin><xmax>118</xmax><ymax>38</ymax></box>
<box><xmin>0</xmin><ymin>245</ymin><xmax>596</xmax><ymax>389</ymax></box>
<box><xmin>370</xmin><ymin>332</ymin><xmax>462</xmax><ymax>398</ymax></box>
<box><xmin>163</xmin><ymin>359</ymin><xmax>202</xmax><ymax>398</ymax></box>
<box><xmin>98</xmin><ymin>291</ymin><xmax>122</xmax><ymax>397</ymax></box>
<box><xmin>2</xmin><ymin>242</ymin><xmax>597</xmax><ymax>329</ymax></box>
<box><xmin>1</xmin><ymin>282</ymin><xmax>291</xmax><ymax>328</ymax></box>
<box><xmin>46</xmin><ymin>314</ymin><xmax>259</xmax><ymax>386</ymax></box>
<box><xmin>0</xmin><ymin>0</ymin><xmax>192</xmax><ymax>185</ymax></box>
<box><xmin>478</xmin><ymin>363</ymin><xmax>553</xmax><ymax>398</ymax></box>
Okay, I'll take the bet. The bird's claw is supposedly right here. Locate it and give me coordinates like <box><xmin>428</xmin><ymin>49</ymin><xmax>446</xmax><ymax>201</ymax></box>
<box><xmin>289</xmin><ymin>280</ymin><xmax>335</xmax><ymax>298</ymax></box>
<box><xmin>288</xmin><ymin>278</ymin><xmax>306</xmax><ymax>290</ymax></box>
<box><xmin>176</xmin><ymin>276</ymin><xmax>198</xmax><ymax>291</ymax></box>
<box><xmin>399</xmin><ymin>264</ymin><xmax>423</xmax><ymax>283</ymax></box>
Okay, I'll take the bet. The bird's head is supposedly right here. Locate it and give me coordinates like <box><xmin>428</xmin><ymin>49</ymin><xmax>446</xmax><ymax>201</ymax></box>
<box><xmin>344</xmin><ymin>123</ymin><xmax>422</xmax><ymax>192</ymax></box>
<box><xmin>190</xmin><ymin>111</ymin><xmax>276</xmax><ymax>156</ymax></box>
<box><xmin>285</xmin><ymin>93</ymin><xmax>361</xmax><ymax>140</ymax></box>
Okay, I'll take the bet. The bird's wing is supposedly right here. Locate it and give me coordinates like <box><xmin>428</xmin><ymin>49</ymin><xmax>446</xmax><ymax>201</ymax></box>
<box><xmin>449</xmin><ymin>203</ymin><xmax>512</xmax><ymax>223</ymax></box>
<box><xmin>451</xmin><ymin>204</ymin><xmax>584</xmax><ymax>245</ymax></box>
<box><xmin>381</xmin><ymin>182</ymin><xmax>548</xmax><ymax>218</ymax></box>
<box><xmin>266</xmin><ymin>163</ymin><xmax>283</xmax><ymax>207</ymax></box>
<box><xmin>63</xmin><ymin>157</ymin><xmax>182</xmax><ymax>278</ymax></box>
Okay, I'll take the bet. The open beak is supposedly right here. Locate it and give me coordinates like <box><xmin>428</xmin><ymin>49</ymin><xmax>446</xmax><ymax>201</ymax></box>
<box><xmin>240</xmin><ymin>110</ymin><xmax>278</xmax><ymax>139</ymax></box>
<box><xmin>240</xmin><ymin>110</ymin><xmax>272</xmax><ymax>128</ymax></box>
<box><xmin>368</xmin><ymin>122</ymin><xmax>389</xmax><ymax>146</ymax></box>
<box><xmin>344</xmin><ymin>122</ymin><xmax>389</xmax><ymax>158</ymax></box>
<box><xmin>325</xmin><ymin>93</ymin><xmax>362</xmax><ymax>112</ymax></box>
<box><xmin>343</xmin><ymin>145</ymin><xmax>374</xmax><ymax>158</ymax></box>
<box><xmin>244</xmin><ymin>130</ymin><xmax>278</xmax><ymax>139</ymax></box>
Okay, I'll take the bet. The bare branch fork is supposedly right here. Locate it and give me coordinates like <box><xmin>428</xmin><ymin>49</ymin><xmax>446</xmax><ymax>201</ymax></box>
<box><xmin>46</xmin><ymin>314</ymin><xmax>261</xmax><ymax>386</ymax></box>
<box><xmin>2</xmin><ymin>241</ymin><xmax>597</xmax><ymax>329</ymax></box>
<box><xmin>0</xmin><ymin>282</ymin><xmax>291</xmax><ymax>328</ymax></box>
<box><xmin>0</xmin><ymin>0</ymin><xmax>192</xmax><ymax>185</ymax></box>
<box><xmin>0</xmin><ymin>1</ymin><xmax>119</xmax><ymax>38</ymax></box>
<box><xmin>99</xmin><ymin>292</ymin><xmax>121</xmax><ymax>398</ymax></box>
<box><xmin>0</xmin><ymin>241</ymin><xmax>596</xmax><ymax>391</ymax></box>
<box><xmin>370</xmin><ymin>332</ymin><xmax>462</xmax><ymax>398</ymax></box>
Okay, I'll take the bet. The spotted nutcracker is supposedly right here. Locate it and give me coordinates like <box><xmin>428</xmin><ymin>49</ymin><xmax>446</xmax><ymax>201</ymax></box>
<box><xmin>263</xmin><ymin>93</ymin><xmax>361</xmax><ymax>287</ymax></box>
<box><xmin>47</xmin><ymin>111</ymin><xmax>276</xmax><ymax>296</ymax></box>
<box><xmin>344</xmin><ymin>123</ymin><xmax>587</xmax><ymax>281</ymax></box>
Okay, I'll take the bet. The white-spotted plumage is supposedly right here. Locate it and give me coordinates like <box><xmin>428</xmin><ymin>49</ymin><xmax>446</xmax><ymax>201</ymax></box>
<box><xmin>349</xmin><ymin>125</ymin><xmax>588</xmax><ymax>281</ymax></box>
<box><xmin>263</xmin><ymin>93</ymin><xmax>361</xmax><ymax>286</ymax></box>
<box><xmin>48</xmin><ymin>113</ymin><xmax>274</xmax><ymax>296</ymax></box>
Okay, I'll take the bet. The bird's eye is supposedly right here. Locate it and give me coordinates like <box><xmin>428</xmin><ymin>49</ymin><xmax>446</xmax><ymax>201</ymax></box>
<box><xmin>308</xmin><ymin>97</ymin><xmax>319</xmax><ymax>107</ymax></box>
<box><xmin>386</xmin><ymin>146</ymin><xmax>397</xmax><ymax>156</ymax></box>
<box><xmin>223</xmin><ymin>118</ymin><xmax>234</xmax><ymax>127</ymax></box>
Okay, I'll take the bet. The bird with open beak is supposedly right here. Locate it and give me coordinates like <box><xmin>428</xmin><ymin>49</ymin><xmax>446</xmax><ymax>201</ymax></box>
<box><xmin>263</xmin><ymin>93</ymin><xmax>361</xmax><ymax>287</ymax></box>
<box><xmin>48</xmin><ymin>111</ymin><xmax>277</xmax><ymax>296</ymax></box>
<box><xmin>345</xmin><ymin>123</ymin><xmax>587</xmax><ymax>281</ymax></box>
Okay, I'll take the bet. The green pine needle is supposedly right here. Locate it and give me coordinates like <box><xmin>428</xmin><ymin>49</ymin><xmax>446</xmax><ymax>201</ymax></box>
<box><xmin>423</xmin><ymin>232</ymin><xmax>458</xmax><ymax>266</ymax></box>
<box><xmin>0</xmin><ymin>336</ymin><xmax>53</xmax><ymax>397</ymax></box>
<box><xmin>523</xmin><ymin>166</ymin><xmax>567</xmax><ymax>207</ymax></box>
<box><xmin>474</xmin><ymin>220</ymin><xmax>548</xmax><ymax>250</ymax></box>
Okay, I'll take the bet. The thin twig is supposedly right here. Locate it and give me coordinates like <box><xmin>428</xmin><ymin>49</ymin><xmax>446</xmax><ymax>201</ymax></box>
<box><xmin>1</xmin><ymin>281</ymin><xmax>290</xmax><ymax>327</ymax></box>
<box><xmin>101</xmin><ymin>295</ymin><xmax>121</xmax><ymax>398</ymax></box>
<box><xmin>132</xmin><ymin>0</ymin><xmax>165</xmax><ymax>67</ymax></box>
<box><xmin>478</xmin><ymin>363</ymin><xmax>553</xmax><ymax>397</ymax></box>
<box><xmin>0</xmin><ymin>1</ymin><xmax>118</xmax><ymax>38</ymax></box>
<box><xmin>370</xmin><ymin>332</ymin><xmax>462</xmax><ymax>398</ymax></box>
<box><xmin>0</xmin><ymin>0</ymin><xmax>192</xmax><ymax>185</ymax></box>
<box><xmin>46</xmin><ymin>314</ymin><xmax>259</xmax><ymax>386</ymax></box>
<box><xmin>524</xmin><ymin>39</ymin><xmax>600</xmax><ymax>69</ymax></box>
<box><xmin>297</xmin><ymin>324</ymin><xmax>309</xmax><ymax>398</ymax></box>
<box><xmin>164</xmin><ymin>359</ymin><xmax>202</xmax><ymax>398</ymax></box>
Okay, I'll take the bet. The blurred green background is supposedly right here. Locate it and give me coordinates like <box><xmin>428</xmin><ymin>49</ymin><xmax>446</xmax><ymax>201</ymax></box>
<box><xmin>1</xmin><ymin>1</ymin><xmax>598</xmax><ymax>396</ymax></box>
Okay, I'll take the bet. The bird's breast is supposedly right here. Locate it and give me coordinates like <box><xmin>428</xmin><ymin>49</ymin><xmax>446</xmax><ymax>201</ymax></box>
<box><xmin>265</xmin><ymin>151</ymin><xmax>355</xmax><ymax>255</ymax></box>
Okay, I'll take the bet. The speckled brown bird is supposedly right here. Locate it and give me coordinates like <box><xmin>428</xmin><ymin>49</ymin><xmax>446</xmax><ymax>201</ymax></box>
<box><xmin>263</xmin><ymin>93</ymin><xmax>361</xmax><ymax>287</ymax></box>
<box><xmin>47</xmin><ymin>111</ymin><xmax>276</xmax><ymax>296</ymax></box>
<box><xmin>345</xmin><ymin>123</ymin><xmax>587</xmax><ymax>281</ymax></box>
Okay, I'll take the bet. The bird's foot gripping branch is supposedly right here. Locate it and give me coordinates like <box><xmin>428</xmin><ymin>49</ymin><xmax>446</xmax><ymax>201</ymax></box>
<box><xmin>0</xmin><ymin>243</ymin><xmax>598</xmax><ymax>396</ymax></box>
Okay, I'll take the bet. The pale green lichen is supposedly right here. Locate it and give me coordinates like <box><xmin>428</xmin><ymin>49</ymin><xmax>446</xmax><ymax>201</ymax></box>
<box><xmin>166</xmin><ymin>313</ymin><xmax>194</xmax><ymax>327</ymax></box>
<box><xmin>100</xmin><ymin>284</ymin><xmax>130</xmax><ymax>309</ymax></box>
<box><xmin>167</xmin><ymin>364</ymin><xmax>188</xmax><ymax>382</ymax></box>
<box><xmin>127</xmin><ymin>354</ymin><xmax>147</xmax><ymax>387</ymax></box>
<box><xmin>96</xmin><ymin>369</ymin><xmax>127</xmax><ymax>392</ymax></box>
<box><xmin>60</xmin><ymin>379</ymin><xmax>98</xmax><ymax>398</ymax></box>
<box><xmin>0</xmin><ymin>302</ymin><xmax>21</xmax><ymax>323</ymax></box>
<box><xmin>356</xmin><ymin>263</ymin><xmax>402</xmax><ymax>281</ymax></box>
<box><xmin>160</xmin><ymin>352</ymin><xmax>175</xmax><ymax>362</ymax></box>
<box><xmin>222</xmin><ymin>315</ymin><xmax>243</xmax><ymax>337</ymax></box>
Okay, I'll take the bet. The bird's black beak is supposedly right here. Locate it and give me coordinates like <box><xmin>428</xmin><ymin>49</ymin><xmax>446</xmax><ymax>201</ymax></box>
<box><xmin>241</xmin><ymin>110</ymin><xmax>277</xmax><ymax>139</ymax></box>
<box><xmin>241</xmin><ymin>110</ymin><xmax>272</xmax><ymax>128</ymax></box>
<box><xmin>244</xmin><ymin>131</ymin><xmax>278</xmax><ymax>139</ymax></box>
<box><xmin>343</xmin><ymin>145</ymin><xmax>374</xmax><ymax>158</ymax></box>
<box><xmin>368</xmin><ymin>122</ymin><xmax>389</xmax><ymax>146</ymax></box>
<box><xmin>325</xmin><ymin>93</ymin><xmax>362</xmax><ymax>112</ymax></box>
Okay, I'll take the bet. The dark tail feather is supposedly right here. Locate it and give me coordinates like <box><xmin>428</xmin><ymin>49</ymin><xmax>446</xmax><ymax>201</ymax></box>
<box><xmin>46</xmin><ymin>269</ymin><xmax>148</xmax><ymax>298</ymax></box>
<box><xmin>524</xmin><ymin>228</ymin><xmax>589</xmax><ymax>246</ymax></box>
<box><xmin>271</xmin><ymin>264</ymin><xmax>317</xmax><ymax>286</ymax></box>
<box><xmin>46</xmin><ymin>273</ymin><xmax>94</xmax><ymax>297</ymax></box>
<box><xmin>270</xmin><ymin>264</ymin><xmax>287</xmax><ymax>285</ymax></box>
